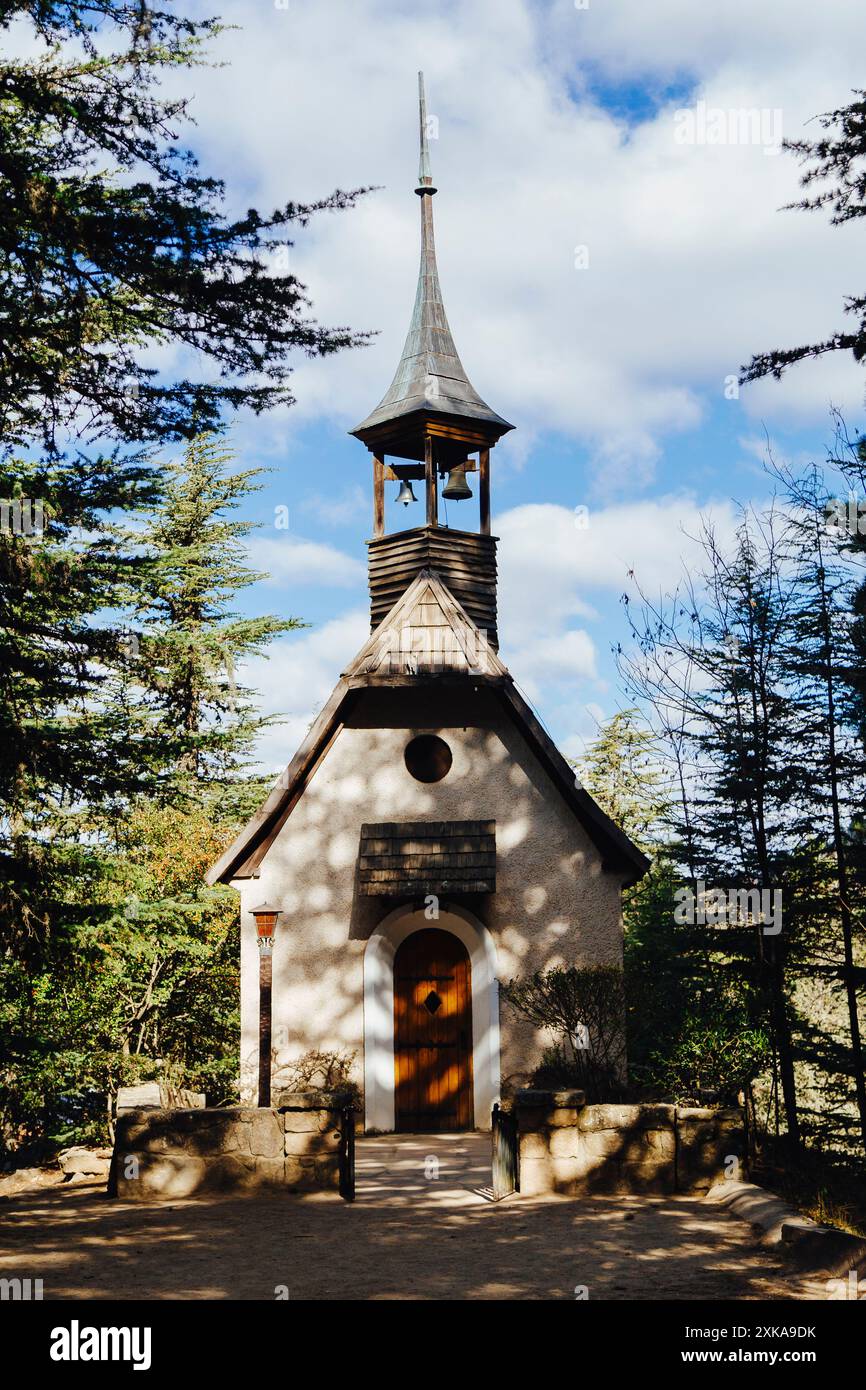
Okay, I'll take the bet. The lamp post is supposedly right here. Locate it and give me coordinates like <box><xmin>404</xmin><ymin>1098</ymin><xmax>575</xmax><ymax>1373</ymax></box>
<box><xmin>251</xmin><ymin>903</ymin><xmax>282</xmax><ymax>1108</ymax></box>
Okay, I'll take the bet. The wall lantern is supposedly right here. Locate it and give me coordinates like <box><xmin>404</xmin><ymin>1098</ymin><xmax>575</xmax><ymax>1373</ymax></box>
<box><xmin>251</xmin><ymin>902</ymin><xmax>282</xmax><ymax>1108</ymax></box>
<box><xmin>252</xmin><ymin>902</ymin><xmax>281</xmax><ymax>945</ymax></box>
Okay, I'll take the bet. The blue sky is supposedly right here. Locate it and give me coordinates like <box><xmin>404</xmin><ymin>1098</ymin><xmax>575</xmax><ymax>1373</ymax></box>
<box><xmin>83</xmin><ymin>0</ymin><xmax>866</xmax><ymax>768</ymax></box>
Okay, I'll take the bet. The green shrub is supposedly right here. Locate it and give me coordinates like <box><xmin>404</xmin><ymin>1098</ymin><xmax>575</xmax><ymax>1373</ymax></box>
<box><xmin>501</xmin><ymin>965</ymin><xmax>626</xmax><ymax>1101</ymax></box>
<box><xmin>643</xmin><ymin>1014</ymin><xmax>769</xmax><ymax>1104</ymax></box>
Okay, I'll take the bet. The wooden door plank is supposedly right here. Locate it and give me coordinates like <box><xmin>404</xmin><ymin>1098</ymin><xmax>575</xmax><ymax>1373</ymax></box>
<box><xmin>393</xmin><ymin>928</ymin><xmax>474</xmax><ymax>1132</ymax></box>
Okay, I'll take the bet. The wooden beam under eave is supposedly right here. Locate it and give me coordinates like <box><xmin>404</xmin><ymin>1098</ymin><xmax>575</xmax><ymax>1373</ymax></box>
<box><xmin>425</xmin><ymin>434</ymin><xmax>438</xmax><ymax>528</ymax></box>
<box><xmin>373</xmin><ymin>454</ymin><xmax>385</xmax><ymax>538</ymax></box>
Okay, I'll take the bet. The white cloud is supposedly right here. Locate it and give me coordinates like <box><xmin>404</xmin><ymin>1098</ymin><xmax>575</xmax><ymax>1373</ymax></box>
<box><xmin>161</xmin><ymin>0</ymin><xmax>866</xmax><ymax>490</ymax></box>
<box><xmin>542</xmin><ymin>0</ymin><xmax>864</xmax><ymax>77</ymax></box>
<box><xmin>508</xmin><ymin>628</ymin><xmax>598</xmax><ymax>706</ymax></box>
<box><xmin>242</xmin><ymin>609</ymin><xmax>369</xmax><ymax>770</ymax></box>
<box><xmin>494</xmin><ymin>493</ymin><xmax>742</xmax><ymax>742</ymax></box>
<box><xmin>298</xmin><ymin>484</ymin><xmax>368</xmax><ymax>527</ymax></box>
<box><xmin>496</xmin><ymin>495</ymin><xmax>739</xmax><ymax>651</ymax></box>
<box><xmin>252</xmin><ymin>536</ymin><xmax>365</xmax><ymax>588</ymax></box>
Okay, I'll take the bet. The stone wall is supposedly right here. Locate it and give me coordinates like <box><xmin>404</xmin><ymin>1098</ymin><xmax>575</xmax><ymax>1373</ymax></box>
<box><xmin>515</xmin><ymin>1091</ymin><xmax>745</xmax><ymax>1197</ymax></box>
<box><xmin>110</xmin><ymin>1093</ymin><xmax>346</xmax><ymax>1200</ymax></box>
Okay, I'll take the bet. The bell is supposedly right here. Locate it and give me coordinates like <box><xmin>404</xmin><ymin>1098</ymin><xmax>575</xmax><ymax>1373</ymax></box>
<box><xmin>442</xmin><ymin>463</ymin><xmax>473</xmax><ymax>501</ymax></box>
<box><xmin>395</xmin><ymin>479</ymin><xmax>418</xmax><ymax>506</ymax></box>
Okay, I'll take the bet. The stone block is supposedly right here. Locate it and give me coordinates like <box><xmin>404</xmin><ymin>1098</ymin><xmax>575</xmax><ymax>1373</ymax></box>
<box><xmin>675</xmin><ymin>1107</ymin><xmax>746</xmax><ymax>1192</ymax></box>
<box><xmin>515</xmin><ymin>1106</ymin><xmax>549</xmax><ymax>1133</ymax></box>
<box><xmin>579</xmin><ymin>1104</ymin><xmax>674</xmax><ymax>1133</ymax></box>
<box><xmin>547</xmin><ymin>1108</ymin><xmax>584</xmax><ymax>1129</ymax></box>
<box><xmin>620</xmin><ymin>1158</ymin><xmax>676</xmax><ymax>1193</ymax></box>
<box><xmin>315</xmin><ymin>1156</ymin><xmax>341</xmax><ymax>1188</ymax></box>
<box><xmin>516</xmin><ymin>1157</ymin><xmax>554</xmax><ymax>1197</ymax></box>
<box><xmin>118</xmin><ymin>1153</ymin><xmax>207</xmax><ymax>1200</ymax></box>
<box><xmin>276</xmin><ymin>1089</ymin><xmax>345</xmax><ymax>1110</ymax></box>
<box><xmin>116</xmin><ymin>1083</ymin><xmax>162</xmax><ymax>1113</ymax></box>
<box><xmin>643</xmin><ymin>1128</ymin><xmax>676</xmax><ymax>1157</ymax></box>
<box><xmin>58</xmin><ymin>1146</ymin><xmax>112</xmax><ymax>1176</ymax></box>
<box><xmin>547</xmin><ymin>1156</ymin><xmax>588</xmax><ymax>1194</ymax></box>
<box><xmin>580</xmin><ymin>1129</ymin><xmax>626</xmax><ymax>1160</ymax></box>
<box><xmin>175</xmin><ymin>1112</ymin><xmax>241</xmax><ymax>1157</ymax></box>
<box><xmin>160</xmin><ymin>1084</ymin><xmax>206</xmax><ymax>1110</ymax></box>
<box><xmin>518</xmin><ymin>1130</ymin><xmax>552</xmax><ymax>1161</ymax></box>
<box><xmin>548</xmin><ymin>1127</ymin><xmax>583</xmax><ymax>1160</ymax></box>
<box><xmin>115</xmin><ymin>1112</ymin><xmax>172</xmax><ymax>1154</ymax></box>
<box><xmin>215</xmin><ymin>1122</ymin><xmax>248</xmax><ymax>1156</ymax></box>
<box><xmin>284</xmin><ymin>1128</ymin><xmax>341</xmax><ymax>1157</ymax></box>
<box><xmin>110</xmin><ymin>1103</ymin><xmax>348</xmax><ymax>1199</ymax></box>
<box><xmin>284</xmin><ymin>1156</ymin><xmax>319</xmax><ymax>1189</ymax></box>
<box><xmin>638</xmin><ymin>1104</ymin><xmax>677</xmax><ymax>1130</ymax></box>
<box><xmin>512</xmin><ymin>1098</ymin><xmax>690</xmax><ymax>1196</ymax></box>
<box><xmin>282</xmin><ymin>1109</ymin><xmax>322</xmax><ymax>1133</ymax></box>
<box><xmin>515</xmin><ymin>1088</ymin><xmax>585</xmax><ymax>1108</ymax></box>
<box><xmin>116</xmin><ymin>1083</ymin><xmax>204</xmax><ymax>1114</ymax></box>
<box><xmin>201</xmin><ymin>1154</ymin><xmax>255</xmax><ymax>1192</ymax></box>
<box><xmin>254</xmin><ymin>1157</ymin><xmax>287</xmax><ymax>1186</ymax></box>
<box><xmin>249</xmin><ymin>1109</ymin><xmax>283</xmax><ymax>1158</ymax></box>
<box><xmin>580</xmin><ymin>1162</ymin><xmax>629</xmax><ymax>1194</ymax></box>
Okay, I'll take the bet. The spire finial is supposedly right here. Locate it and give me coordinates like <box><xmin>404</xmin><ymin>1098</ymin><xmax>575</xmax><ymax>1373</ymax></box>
<box><xmin>416</xmin><ymin>71</ymin><xmax>437</xmax><ymax>195</ymax></box>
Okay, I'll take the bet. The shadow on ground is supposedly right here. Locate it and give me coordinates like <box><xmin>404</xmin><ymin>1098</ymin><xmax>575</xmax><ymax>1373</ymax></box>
<box><xmin>0</xmin><ymin>1133</ymin><xmax>810</xmax><ymax>1301</ymax></box>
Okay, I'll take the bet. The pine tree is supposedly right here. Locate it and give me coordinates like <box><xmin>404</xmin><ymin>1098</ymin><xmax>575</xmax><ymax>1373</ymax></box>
<box><xmin>0</xmin><ymin>435</ymin><xmax>303</xmax><ymax>1149</ymax></box>
<box><xmin>0</xmin><ymin>451</ymin><xmax>167</xmax><ymax>953</ymax></box>
<box><xmin>125</xmin><ymin>433</ymin><xmax>301</xmax><ymax>803</ymax></box>
<box><xmin>579</xmin><ymin>708</ymin><xmax>668</xmax><ymax>853</ymax></box>
<box><xmin>619</xmin><ymin>512</ymin><xmax>810</xmax><ymax>1145</ymax></box>
<box><xmin>772</xmin><ymin>455</ymin><xmax>866</xmax><ymax>1150</ymax></box>
<box><xmin>0</xmin><ymin>1</ymin><xmax>368</xmax><ymax>455</ymax></box>
<box><xmin>741</xmin><ymin>89</ymin><xmax>866</xmax><ymax>386</ymax></box>
<box><xmin>0</xmin><ymin>0</ymin><xmax>366</xmax><ymax>938</ymax></box>
<box><xmin>825</xmin><ymin>422</ymin><xmax>866</xmax><ymax>746</ymax></box>
<box><xmin>580</xmin><ymin>711</ymin><xmax>689</xmax><ymax>1082</ymax></box>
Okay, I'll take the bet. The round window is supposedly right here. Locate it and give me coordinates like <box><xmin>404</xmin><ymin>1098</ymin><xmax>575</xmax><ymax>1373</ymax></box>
<box><xmin>404</xmin><ymin>734</ymin><xmax>452</xmax><ymax>783</ymax></box>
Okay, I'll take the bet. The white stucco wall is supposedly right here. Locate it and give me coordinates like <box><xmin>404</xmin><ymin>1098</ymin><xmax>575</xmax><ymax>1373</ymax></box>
<box><xmin>233</xmin><ymin>687</ymin><xmax>626</xmax><ymax>1127</ymax></box>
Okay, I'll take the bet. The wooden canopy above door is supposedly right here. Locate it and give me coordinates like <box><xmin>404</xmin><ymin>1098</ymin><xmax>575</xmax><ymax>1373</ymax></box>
<box><xmin>359</xmin><ymin>820</ymin><xmax>495</xmax><ymax>896</ymax></box>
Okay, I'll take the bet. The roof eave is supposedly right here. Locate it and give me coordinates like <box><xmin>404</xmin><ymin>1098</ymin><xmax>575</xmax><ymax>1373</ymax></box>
<box><xmin>350</xmin><ymin>406</ymin><xmax>514</xmax><ymax>458</ymax></box>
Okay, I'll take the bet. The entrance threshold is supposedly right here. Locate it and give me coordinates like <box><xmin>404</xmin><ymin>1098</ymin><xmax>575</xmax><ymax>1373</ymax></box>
<box><xmin>354</xmin><ymin>1131</ymin><xmax>494</xmax><ymax>1207</ymax></box>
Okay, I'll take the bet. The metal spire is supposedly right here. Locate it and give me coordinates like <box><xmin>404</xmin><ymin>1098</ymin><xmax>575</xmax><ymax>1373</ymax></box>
<box><xmin>416</xmin><ymin>70</ymin><xmax>436</xmax><ymax>194</ymax></box>
<box><xmin>352</xmin><ymin>72</ymin><xmax>512</xmax><ymax>442</ymax></box>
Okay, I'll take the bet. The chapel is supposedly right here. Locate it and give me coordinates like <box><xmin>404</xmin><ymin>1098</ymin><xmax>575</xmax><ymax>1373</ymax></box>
<box><xmin>207</xmin><ymin>75</ymin><xmax>648</xmax><ymax>1132</ymax></box>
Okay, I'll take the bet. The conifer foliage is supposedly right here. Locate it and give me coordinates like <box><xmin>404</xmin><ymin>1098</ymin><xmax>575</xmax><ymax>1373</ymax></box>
<box><xmin>0</xmin><ymin>1</ymin><xmax>369</xmax><ymax>455</ymax></box>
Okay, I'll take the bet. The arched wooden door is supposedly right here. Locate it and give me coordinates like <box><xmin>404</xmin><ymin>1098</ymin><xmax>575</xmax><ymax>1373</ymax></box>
<box><xmin>394</xmin><ymin>929</ymin><xmax>474</xmax><ymax>1132</ymax></box>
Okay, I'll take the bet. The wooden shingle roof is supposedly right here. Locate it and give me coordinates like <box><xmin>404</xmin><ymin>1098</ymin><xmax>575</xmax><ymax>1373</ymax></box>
<box><xmin>359</xmin><ymin>820</ymin><xmax>496</xmax><ymax>896</ymax></box>
<box><xmin>344</xmin><ymin>568</ymin><xmax>507</xmax><ymax>680</ymax></box>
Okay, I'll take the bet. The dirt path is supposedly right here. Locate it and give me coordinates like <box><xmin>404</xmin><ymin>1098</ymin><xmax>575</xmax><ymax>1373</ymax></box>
<box><xmin>0</xmin><ymin>1135</ymin><xmax>811</xmax><ymax>1301</ymax></box>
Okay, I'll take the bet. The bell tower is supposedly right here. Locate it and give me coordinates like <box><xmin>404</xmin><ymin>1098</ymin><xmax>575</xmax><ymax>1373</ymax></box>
<box><xmin>350</xmin><ymin>73</ymin><xmax>513</xmax><ymax>650</ymax></box>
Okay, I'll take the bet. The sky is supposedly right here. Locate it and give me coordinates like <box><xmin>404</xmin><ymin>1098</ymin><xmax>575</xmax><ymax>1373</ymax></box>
<box><xmin>104</xmin><ymin>0</ymin><xmax>866</xmax><ymax>769</ymax></box>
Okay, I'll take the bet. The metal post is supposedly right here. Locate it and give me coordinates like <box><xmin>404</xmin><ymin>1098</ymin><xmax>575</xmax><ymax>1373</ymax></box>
<box><xmin>257</xmin><ymin>938</ymin><xmax>273</xmax><ymax>1108</ymax></box>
